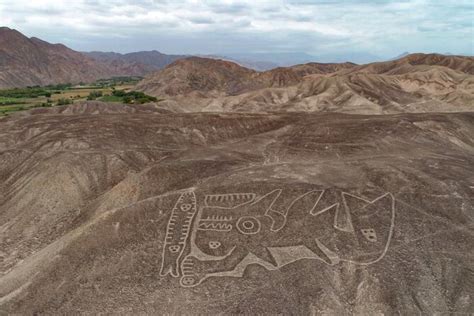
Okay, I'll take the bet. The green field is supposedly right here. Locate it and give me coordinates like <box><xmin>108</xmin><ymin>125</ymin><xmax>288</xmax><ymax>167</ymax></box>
<box><xmin>0</xmin><ymin>97</ymin><xmax>27</xmax><ymax>106</ymax></box>
<box><xmin>0</xmin><ymin>77</ymin><xmax>157</xmax><ymax>116</ymax></box>
<box><xmin>0</xmin><ymin>104</ymin><xmax>27</xmax><ymax>115</ymax></box>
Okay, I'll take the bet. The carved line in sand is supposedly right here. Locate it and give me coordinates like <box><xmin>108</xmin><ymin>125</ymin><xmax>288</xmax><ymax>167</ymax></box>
<box><xmin>236</xmin><ymin>216</ymin><xmax>261</xmax><ymax>235</ymax></box>
<box><xmin>198</xmin><ymin>214</ymin><xmax>234</xmax><ymax>232</ymax></box>
<box><xmin>304</xmin><ymin>191</ymin><xmax>395</xmax><ymax>266</ymax></box>
<box><xmin>197</xmin><ymin>222</ymin><xmax>232</xmax><ymax>232</ymax></box>
<box><xmin>204</xmin><ymin>193</ymin><xmax>256</xmax><ymax>209</ymax></box>
<box><xmin>159</xmin><ymin>191</ymin><xmax>197</xmax><ymax>277</ymax></box>
<box><xmin>160</xmin><ymin>189</ymin><xmax>396</xmax><ymax>287</ymax></box>
<box><xmin>342</xmin><ymin>192</ymin><xmax>395</xmax><ymax>266</ymax></box>
<box><xmin>206</xmin><ymin>189</ymin><xmax>287</xmax><ymax>233</ymax></box>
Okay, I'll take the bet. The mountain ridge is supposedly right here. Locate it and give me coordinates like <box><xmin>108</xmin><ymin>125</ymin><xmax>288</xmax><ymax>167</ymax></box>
<box><xmin>0</xmin><ymin>27</ymin><xmax>153</xmax><ymax>88</ymax></box>
<box><xmin>136</xmin><ymin>53</ymin><xmax>474</xmax><ymax>114</ymax></box>
<box><xmin>84</xmin><ymin>50</ymin><xmax>188</xmax><ymax>75</ymax></box>
<box><xmin>0</xmin><ymin>27</ymin><xmax>116</xmax><ymax>88</ymax></box>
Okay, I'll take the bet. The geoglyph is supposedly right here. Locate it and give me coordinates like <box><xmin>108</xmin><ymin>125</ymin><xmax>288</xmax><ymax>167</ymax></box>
<box><xmin>160</xmin><ymin>187</ymin><xmax>396</xmax><ymax>287</ymax></box>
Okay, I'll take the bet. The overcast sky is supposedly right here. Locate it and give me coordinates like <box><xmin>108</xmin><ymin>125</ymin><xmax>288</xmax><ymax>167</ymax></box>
<box><xmin>0</xmin><ymin>0</ymin><xmax>472</xmax><ymax>60</ymax></box>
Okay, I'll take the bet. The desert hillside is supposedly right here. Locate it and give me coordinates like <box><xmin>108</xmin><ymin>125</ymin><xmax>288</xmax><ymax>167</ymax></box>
<box><xmin>0</xmin><ymin>101</ymin><xmax>473</xmax><ymax>314</ymax></box>
<box><xmin>85</xmin><ymin>50</ymin><xmax>188</xmax><ymax>75</ymax></box>
<box><xmin>136</xmin><ymin>54</ymin><xmax>474</xmax><ymax>113</ymax></box>
<box><xmin>0</xmin><ymin>28</ymin><xmax>148</xmax><ymax>88</ymax></box>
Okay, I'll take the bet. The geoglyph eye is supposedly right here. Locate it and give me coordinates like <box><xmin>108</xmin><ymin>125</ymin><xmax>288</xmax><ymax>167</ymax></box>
<box><xmin>208</xmin><ymin>241</ymin><xmax>221</xmax><ymax>249</ymax></box>
<box><xmin>236</xmin><ymin>216</ymin><xmax>261</xmax><ymax>235</ymax></box>
<box><xmin>361</xmin><ymin>228</ymin><xmax>377</xmax><ymax>242</ymax></box>
<box><xmin>169</xmin><ymin>245</ymin><xmax>181</xmax><ymax>253</ymax></box>
<box><xmin>180</xmin><ymin>203</ymin><xmax>192</xmax><ymax>212</ymax></box>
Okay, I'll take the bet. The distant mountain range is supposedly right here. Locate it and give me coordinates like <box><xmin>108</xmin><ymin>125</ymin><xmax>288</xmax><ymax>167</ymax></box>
<box><xmin>222</xmin><ymin>51</ymin><xmax>383</xmax><ymax>67</ymax></box>
<box><xmin>1</xmin><ymin>27</ymin><xmax>473</xmax><ymax>92</ymax></box>
<box><xmin>136</xmin><ymin>57</ymin><xmax>356</xmax><ymax>97</ymax></box>
<box><xmin>0</xmin><ymin>27</ymin><xmax>169</xmax><ymax>88</ymax></box>
<box><xmin>0</xmin><ymin>27</ymin><xmax>284</xmax><ymax>87</ymax></box>
<box><xmin>0</xmin><ymin>27</ymin><xmax>193</xmax><ymax>88</ymax></box>
<box><xmin>84</xmin><ymin>50</ymin><xmax>187</xmax><ymax>73</ymax></box>
<box><xmin>0</xmin><ymin>27</ymin><xmax>114</xmax><ymax>88</ymax></box>
<box><xmin>136</xmin><ymin>53</ymin><xmax>474</xmax><ymax>114</ymax></box>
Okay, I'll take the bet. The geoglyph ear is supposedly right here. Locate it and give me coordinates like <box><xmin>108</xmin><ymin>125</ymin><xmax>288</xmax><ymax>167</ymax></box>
<box><xmin>370</xmin><ymin>193</ymin><xmax>394</xmax><ymax>208</ymax></box>
<box><xmin>338</xmin><ymin>192</ymin><xmax>394</xmax><ymax>232</ymax></box>
<box><xmin>342</xmin><ymin>192</ymin><xmax>372</xmax><ymax>214</ymax></box>
<box><xmin>342</xmin><ymin>192</ymin><xmax>394</xmax><ymax>214</ymax></box>
<box><xmin>333</xmin><ymin>192</ymin><xmax>369</xmax><ymax>232</ymax></box>
<box><xmin>356</xmin><ymin>193</ymin><xmax>394</xmax><ymax>217</ymax></box>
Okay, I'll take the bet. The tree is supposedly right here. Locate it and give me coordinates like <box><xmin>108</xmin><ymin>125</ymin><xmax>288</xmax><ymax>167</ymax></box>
<box><xmin>57</xmin><ymin>98</ymin><xmax>72</xmax><ymax>105</ymax></box>
<box><xmin>123</xmin><ymin>96</ymin><xmax>133</xmax><ymax>104</ymax></box>
<box><xmin>87</xmin><ymin>91</ymin><xmax>103</xmax><ymax>100</ymax></box>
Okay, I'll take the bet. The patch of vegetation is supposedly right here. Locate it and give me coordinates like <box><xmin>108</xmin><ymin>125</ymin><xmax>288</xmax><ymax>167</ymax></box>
<box><xmin>70</xmin><ymin>86</ymin><xmax>105</xmax><ymax>90</ymax></box>
<box><xmin>93</xmin><ymin>76</ymin><xmax>143</xmax><ymax>87</ymax></box>
<box><xmin>0</xmin><ymin>97</ymin><xmax>27</xmax><ymax>106</ymax></box>
<box><xmin>0</xmin><ymin>79</ymin><xmax>153</xmax><ymax>116</ymax></box>
<box><xmin>0</xmin><ymin>87</ymin><xmax>52</xmax><ymax>98</ymax></box>
<box><xmin>0</xmin><ymin>105</ymin><xmax>26</xmax><ymax>116</ymax></box>
<box><xmin>71</xmin><ymin>77</ymin><xmax>143</xmax><ymax>90</ymax></box>
<box><xmin>86</xmin><ymin>91</ymin><xmax>103</xmax><ymax>100</ymax></box>
<box><xmin>1</xmin><ymin>96</ymin><xmax>74</xmax><ymax>116</ymax></box>
<box><xmin>33</xmin><ymin>102</ymin><xmax>53</xmax><ymax>108</ymax></box>
<box><xmin>57</xmin><ymin>98</ymin><xmax>73</xmax><ymax>105</ymax></box>
<box><xmin>43</xmin><ymin>83</ymin><xmax>73</xmax><ymax>90</ymax></box>
<box><xmin>110</xmin><ymin>89</ymin><xmax>157</xmax><ymax>104</ymax></box>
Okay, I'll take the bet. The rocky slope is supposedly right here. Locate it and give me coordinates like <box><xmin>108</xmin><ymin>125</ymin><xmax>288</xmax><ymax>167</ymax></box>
<box><xmin>348</xmin><ymin>53</ymin><xmax>474</xmax><ymax>75</ymax></box>
<box><xmin>0</xmin><ymin>28</ymin><xmax>145</xmax><ymax>88</ymax></box>
<box><xmin>136</xmin><ymin>57</ymin><xmax>357</xmax><ymax>99</ymax></box>
<box><xmin>0</xmin><ymin>102</ymin><xmax>473</xmax><ymax>314</ymax></box>
<box><xmin>85</xmin><ymin>50</ymin><xmax>188</xmax><ymax>75</ymax></box>
<box><xmin>136</xmin><ymin>54</ymin><xmax>474</xmax><ymax>113</ymax></box>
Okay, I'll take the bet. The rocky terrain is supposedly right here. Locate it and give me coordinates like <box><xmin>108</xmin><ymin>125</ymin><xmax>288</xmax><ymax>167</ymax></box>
<box><xmin>0</xmin><ymin>101</ymin><xmax>473</xmax><ymax>314</ymax></box>
<box><xmin>85</xmin><ymin>50</ymin><xmax>188</xmax><ymax>76</ymax></box>
<box><xmin>0</xmin><ymin>28</ymin><xmax>149</xmax><ymax>88</ymax></box>
<box><xmin>137</xmin><ymin>54</ymin><xmax>474</xmax><ymax>113</ymax></box>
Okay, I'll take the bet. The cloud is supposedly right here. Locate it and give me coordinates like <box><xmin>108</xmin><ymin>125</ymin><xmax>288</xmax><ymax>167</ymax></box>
<box><xmin>0</xmin><ymin>0</ymin><xmax>472</xmax><ymax>58</ymax></box>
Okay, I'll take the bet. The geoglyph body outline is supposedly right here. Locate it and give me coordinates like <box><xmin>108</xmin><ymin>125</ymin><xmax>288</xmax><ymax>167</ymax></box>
<box><xmin>160</xmin><ymin>188</ymin><xmax>396</xmax><ymax>287</ymax></box>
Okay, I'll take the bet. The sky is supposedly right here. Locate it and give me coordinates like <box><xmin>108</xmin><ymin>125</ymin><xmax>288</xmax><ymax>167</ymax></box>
<box><xmin>0</xmin><ymin>0</ymin><xmax>473</xmax><ymax>62</ymax></box>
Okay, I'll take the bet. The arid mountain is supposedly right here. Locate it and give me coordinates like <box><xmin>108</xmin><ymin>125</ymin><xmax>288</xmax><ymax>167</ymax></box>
<box><xmin>84</xmin><ymin>52</ymin><xmax>151</xmax><ymax>77</ymax></box>
<box><xmin>136</xmin><ymin>57</ymin><xmax>259</xmax><ymax>97</ymax></box>
<box><xmin>198</xmin><ymin>54</ymin><xmax>280</xmax><ymax>71</ymax></box>
<box><xmin>346</xmin><ymin>53</ymin><xmax>474</xmax><ymax>75</ymax></box>
<box><xmin>85</xmin><ymin>50</ymin><xmax>188</xmax><ymax>75</ymax></box>
<box><xmin>229</xmin><ymin>58</ymin><xmax>279</xmax><ymax>71</ymax></box>
<box><xmin>0</xmin><ymin>28</ymin><xmax>149</xmax><ymax>88</ymax></box>
<box><xmin>223</xmin><ymin>51</ymin><xmax>382</xmax><ymax>67</ymax></box>
<box><xmin>0</xmin><ymin>102</ymin><xmax>473</xmax><ymax>314</ymax></box>
<box><xmin>137</xmin><ymin>54</ymin><xmax>474</xmax><ymax>113</ymax></box>
<box><xmin>0</xmin><ymin>27</ymin><xmax>107</xmax><ymax>88</ymax></box>
<box><xmin>136</xmin><ymin>57</ymin><xmax>356</xmax><ymax>98</ymax></box>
